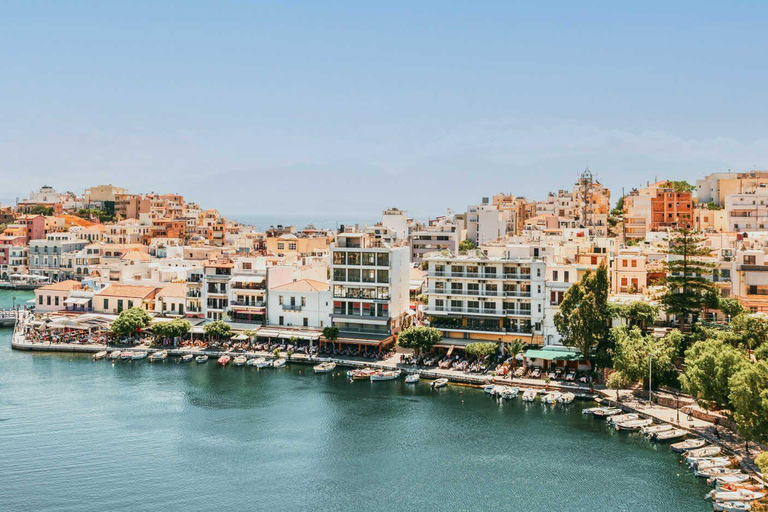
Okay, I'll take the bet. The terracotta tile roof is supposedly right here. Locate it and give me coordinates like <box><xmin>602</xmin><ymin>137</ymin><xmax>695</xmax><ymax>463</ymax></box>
<box><xmin>156</xmin><ymin>283</ymin><xmax>186</xmax><ymax>298</ymax></box>
<box><xmin>96</xmin><ymin>284</ymin><xmax>157</xmax><ymax>299</ymax></box>
<box><xmin>271</xmin><ymin>278</ymin><xmax>329</xmax><ymax>293</ymax></box>
<box><xmin>38</xmin><ymin>280</ymin><xmax>82</xmax><ymax>292</ymax></box>
<box><xmin>120</xmin><ymin>250</ymin><xmax>151</xmax><ymax>262</ymax></box>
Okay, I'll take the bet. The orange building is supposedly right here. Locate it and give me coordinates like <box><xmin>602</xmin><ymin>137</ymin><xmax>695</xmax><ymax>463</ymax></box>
<box><xmin>649</xmin><ymin>181</ymin><xmax>693</xmax><ymax>231</ymax></box>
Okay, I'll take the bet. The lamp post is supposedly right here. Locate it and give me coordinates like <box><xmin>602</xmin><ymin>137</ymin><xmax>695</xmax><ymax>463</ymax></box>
<box><xmin>12</xmin><ymin>295</ymin><xmax>16</xmax><ymax>310</ymax></box>
<box><xmin>648</xmin><ymin>353</ymin><xmax>653</xmax><ymax>406</ymax></box>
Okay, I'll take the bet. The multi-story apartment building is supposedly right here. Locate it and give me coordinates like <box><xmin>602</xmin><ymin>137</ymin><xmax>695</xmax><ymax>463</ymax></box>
<box><xmin>227</xmin><ymin>257</ymin><xmax>269</xmax><ymax>325</ymax></box>
<box><xmin>466</xmin><ymin>202</ymin><xmax>506</xmax><ymax>244</ymax></box>
<box><xmin>330</xmin><ymin>233</ymin><xmax>410</xmax><ymax>339</ymax></box>
<box><xmin>423</xmin><ymin>247</ymin><xmax>546</xmax><ymax>348</ymax></box>
<box><xmin>28</xmin><ymin>233</ymin><xmax>87</xmax><ymax>281</ymax></box>
<box><xmin>268</xmin><ymin>278</ymin><xmax>331</xmax><ymax>329</ymax></box>
<box><xmin>611</xmin><ymin>247</ymin><xmax>648</xmax><ymax>294</ymax></box>
<box><xmin>542</xmin><ymin>262</ymin><xmax>579</xmax><ymax>346</ymax></box>
<box><xmin>185</xmin><ymin>268</ymin><xmax>203</xmax><ymax>316</ymax></box>
<box><xmin>409</xmin><ymin>219</ymin><xmax>461</xmax><ymax>264</ymax></box>
<box><xmin>264</xmin><ymin>233</ymin><xmax>331</xmax><ymax>258</ymax></box>
<box><xmin>202</xmin><ymin>260</ymin><xmax>232</xmax><ymax>321</ymax></box>
<box><xmin>697</xmin><ymin>171</ymin><xmax>768</xmax><ymax>206</ymax></box>
<box><xmin>731</xmin><ymin>249</ymin><xmax>768</xmax><ymax>313</ymax></box>
<box><xmin>624</xmin><ymin>181</ymin><xmax>693</xmax><ymax>239</ymax></box>
<box><xmin>725</xmin><ymin>185</ymin><xmax>768</xmax><ymax>232</ymax></box>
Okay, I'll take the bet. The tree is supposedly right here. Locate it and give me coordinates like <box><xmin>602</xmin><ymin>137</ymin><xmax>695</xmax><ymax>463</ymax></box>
<box><xmin>611</xmin><ymin>326</ymin><xmax>677</xmax><ymax>390</ymax></box>
<box><xmin>680</xmin><ymin>338</ymin><xmax>747</xmax><ymax>410</ymax></box>
<box><xmin>458</xmin><ymin>239</ymin><xmax>476</xmax><ymax>252</ymax></box>
<box><xmin>322</xmin><ymin>326</ymin><xmax>339</xmax><ymax>350</ymax></box>
<box><xmin>606</xmin><ymin>371</ymin><xmax>630</xmax><ymax>402</ymax></box>
<box><xmin>465</xmin><ymin>342</ymin><xmax>497</xmax><ymax>359</ymax></box>
<box><xmin>111</xmin><ymin>308</ymin><xmax>152</xmax><ymax>336</ymax></box>
<box><xmin>730</xmin><ymin>314</ymin><xmax>768</xmax><ymax>350</ymax></box>
<box><xmin>755</xmin><ymin>452</ymin><xmax>768</xmax><ymax>476</ymax></box>
<box><xmin>504</xmin><ymin>339</ymin><xmax>525</xmax><ymax>365</ymax></box>
<box><xmin>756</xmin><ymin>344</ymin><xmax>768</xmax><ymax>362</ymax></box>
<box><xmin>30</xmin><ymin>205</ymin><xmax>54</xmax><ymax>216</ymax></box>
<box><xmin>665</xmin><ymin>180</ymin><xmax>695</xmax><ymax>194</ymax></box>
<box><xmin>397</xmin><ymin>326</ymin><xmax>441</xmax><ymax>355</ymax></box>
<box><xmin>728</xmin><ymin>361</ymin><xmax>768</xmax><ymax>451</ymax></box>
<box><xmin>204</xmin><ymin>320</ymin><xmax>232</xmax><ymax>341</ymax></box>
<box><xmin>554</xmin><ymin>263</ymin><xmax>610</xmax><ymax>358</ymax></box>
<box><xmin>718</xmin><ymin>298</ymin><xmax>746</xmax><ymax>320</ymax></box>
<box><xmin>661</xmin><ymin>228</ymin><xmax>715</xmax><ymax>327</ymax></box>
<box><xmin>610</xmin><ymin>196</ymin><xmax>625</xmax><ymax>218</ymax></box>
<box><xmin>611</xmin><ymin>301</ymin><xmax>659</xmax><ymax>330</ymax></box>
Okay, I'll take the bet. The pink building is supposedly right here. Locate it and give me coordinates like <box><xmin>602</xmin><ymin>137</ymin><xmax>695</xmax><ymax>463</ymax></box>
<box><xmin>0</xmin><ymin>235</ymin><xmax>26</xmax><ymax>266</ymax></box>
<box><xmin>17</xmin><ymin>214</ymin><xmax>46</xmax><ymax>242</ymax></box>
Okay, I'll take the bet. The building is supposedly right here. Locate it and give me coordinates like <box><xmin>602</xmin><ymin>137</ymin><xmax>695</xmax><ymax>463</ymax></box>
<box><xmin>725</xmin><ymin>185</ymin><xmax>768</xmax><ymax>232</ymax></box>
<box><xmin>330</xmin><ymin>232</ymin><xmax>410</xmax><ymax>339</ymax></box>
<box><xmin>697</xmin><ymin>171</ymin><xmax>768</xmax><ymax>206</ymax></box>
<box><xmin>409</xmin><ymin>218</ymin><xmax>461</xmax><ymax>264</ymax></box>
<box><xmin>28</xmin><ymin>233</ymin><xmax>87</xmax><ymax>281</ymax></box>
<box><xmin>268</xmin><ymin>278</ymin><xmax>331</xmax><ymax>328</ymax></box>
<box><xmin>423</xmin><ymin>246</ymin><xmax>546</xmax><ymax>349</ymax></box>
<box><xmin>201</xmin><ymin>260</ymin><xmax>233</xmax><ymax>321</ymax></box>
<box><xmin>466</xmin><ymin>202</ymin><xmax>505</xmax><ymax>244</ymax></box>
<box><xmin>94</xmin><ymin>284</ymin><xmax>158</xmax><ymax>314</ymax></box>
<box><xmin>611</xmin><ymin>247</ymin><xmax>648</xmax><ymax>294</ymax></box>
<box><xmin>623</xmin><ymin>181</ymin><xmax>693</xmax><ymax>240</ymax></box>
<box><xmin>155</xmin><ymin>283</ymin><xmax>188</xmax><ymax>316</ymax></box>
<box><xmin>264</xmin><ymin>233</ymin><xmax>331</xmax><ymax>257</ymax></box>
<box><xmin>34</xmin><ymin>280</ymin><xmax>82</xmax><ymax>313</ymax></box>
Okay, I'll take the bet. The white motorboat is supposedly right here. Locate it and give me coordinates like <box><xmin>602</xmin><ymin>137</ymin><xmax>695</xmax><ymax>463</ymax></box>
<box><xmin>641</xmin><ymin>424</ymin><xmax>673</xmax><ymax>436</ymax></box>
<box><xmin>405</xmin><ymin>373</ymin><xmax>420</xmax><ymax>384</ymax></box>
<box><xmin>195</xmin><ymin>355</ymin><xmax>209</xmax><ymax>364</ymax></box>
<box><xmin>483</xmin><ymin>384</ymin><xmax>496</xmax><ymax>394</ymax></box>
<box><xmin>709</xmin><ymin>474</ymin><xmax>752</xmax><ymax>486</ymax></box>
<box><xmin>180</xmin><ymin>354</ymin><xmax>194</xmax><ymax>363</ymax></box>
<box><xmin>109</xmin><ymin>350</ymin><xmax>122</xmax><ymax>360</ymax></box>
<box><xmin>693</xmin><ymin>458</ymin><xmax>732</xmax><ymax>471</ymax></box>
<box><xmin>557</xmin><ymin>392</ymin><xmax>575</xmax><ymax>404</ymax></box>
<box><xmin>707</xmin><ymin>489</ymin><xmax>765</xmax><ymax>502</ymax></box>
<box><xmin>370</xmin><ymin>370</ymin><xmax>401</xmax><ymax>381</ymax></box>
<box><xmin>233</xmin><ymin>355</ymin><xmax>247</xmax><ymax>366</ymax></box>
<box><xmin>713</xmin><ymin>501</ymin><xmax>752</xmax><ymax>511</ymax></box>
<box><xmin>501</xmin><ymin>387</ymin><xmax>519</xmax><ymax>399</ymax></box>
<box><xmin>671</xmin><ymin>438</ymin><xmax>706</xmax><ymax>452</ymax></box>
<box><xmin>591</xmin><ymin>407</ymin><xmax>622</xmax><ymax>418</ymax></box>
<box><xmin>93</xmin><ymin>350</ymin><xmax>107</xmax><ymax>360</ymax></box>
<box><xmin>685</xmin><ymin>446</ymin><xmax>722</xmax><ymax>460</ymax></box>
<box><xmin>430</xmin><ymin>378</ymin><xmax>448</xmax><ymax>389</ymax></box>
<box><xmin>149</xmin><ymin>350</ymin><xmax>168</xmax><ymax>362</ymax></box>
<box><xmin>698</xmin><ymin>467</ymin><xmax>743</xmax><ymax>479</ymax></box>
<box><xmin>541</xmin><ymin>392</ymin><xmax>562</xmax><ymax>404</ymax></box>
<box><xmin>608</xmin><ymin>413</ymin><xmax>639</xmax><ymax>425</ymax></box>
<box><xmin>253</xmin><ymin>357</ymin><xmax>270</xmax><ymax>368</ymax></box>
<box><xmin>120</xmin><ymin>351</ymin><xmax>134</xmax><ymax>360</ymax></box>
<box><xmin>313</xmin><ymin>361</ymin><xmax>336</xmax><ymax>373</ymax></box>
<box><xmin>271</xmin><ymin>358</ymin><xmax>286</xmax><ymax>368</ymax></box>
<box><xmin>132</xmin><ymin>351</ymin><xmax>147</xmax><ymax>360</ymax></box>
<box><xmin>653</xmin><ymin>429</ymin><xmax>687</xmax><ymax>441</ymax></box>
<box><xmin>521</xmin><ymin>389</ymin><xmax>538</xmax><ymax>402</ymax></box>
<box><xmin>615</xmin><ymin>418</ymin><xmax>653</xmax><ymax>431</ymax></box>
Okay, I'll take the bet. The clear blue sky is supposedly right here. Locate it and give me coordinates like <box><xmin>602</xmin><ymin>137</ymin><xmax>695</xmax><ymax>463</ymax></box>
<box><xmin>2</xmin><ymin>1</ymin><xmax>768</xmax><ymax>219</ymax></box>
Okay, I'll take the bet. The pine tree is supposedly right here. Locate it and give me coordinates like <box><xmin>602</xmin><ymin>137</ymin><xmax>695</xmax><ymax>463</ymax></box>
<box><xmin>662</xmin><ymin>228</ymin><xmax>715</xmax><ymax>327</ymax></box>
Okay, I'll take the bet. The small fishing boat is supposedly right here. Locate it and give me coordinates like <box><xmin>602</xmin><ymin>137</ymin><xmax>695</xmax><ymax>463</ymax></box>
<box><xmin>653</xmin><ymin>429</ymin><xmax>687</xmax><ymax>441</ymax></box>
<box><xmin>254</xmin><ymin>357</ymin><xmax>271</xmax><ymax>368</ymax></box>
<box><xmin>149</xmin><ymin>350</ymin><xmax>167</xmax><ymax>362</ymax></box>
<box><xmin>641</xmin><ymin>424</ymin><xmax>673</xmax><ymax>436</ymax></box>
<box><xmin>218</xmin><ymin>355</ymin><xmax>230</xmax><ymax>366</ymax></box>
<box><xmin>706</xmin><ymin>489</ymin><xmax>765</xmax><ymax>503</ymax></box>
<box><xmin>717</xmin><ymin>484</ymin><xmax>764</xmax><ymax>493</ymax></box>
<box><xmin>501</xmin><ymin>387</ymin><xmax>519</xmax><ymax>399</ymax></box>
<box><xmin>607</xmin><ymin>413</ymin><xmax>639</xmax><ymax>425</ymax></box>
<box><xmin>698</xmin><ymin>467</ymin><xmax>743</xmax><ymax>479</ymax></box>
<box><xmin>179</xmin><ymin>354</ymin><xmax>194</xmax><ymax>363</ymax></box>
<box><xmin>348</xmin><ymin>368</ymin><xmax>376</xmax><ymax>380</ymax></box>
<box><xmin>132</xmin><ymin>351</ymin><xmax>147</xmax><ymax>360</ymax></box>
<box><xmin>430</xmin><ymin>378</ymin><xmax>448</xmax><ymax>389</ymax></box>
<box><xmin>615</xmin><ymin>418</ymin><xmax>653</xmax><ymax>431</ymax></box>
<box><xmin>93</xmin><ymin>350</ymin><xmax>107</xmax><ymax>360</ymax></box>
<box><xmin>557</xmin><ymin>392</ymin><xmax>575</xmax><ymax>404</ymax></box>
<box><xmin>713</xmin><ymin>501</ymin><xmax>752</xmax><ymax>512</ymax></box>
<box><xmin>195</xmin><ymin>355</ymin><xmax>209</xmax><ymax>364</ymax></box>
<box><xmin>541</xmin><ymin>392</ymin><xmax>562</xmax><ymax>404</ymax></box>
<box><xmin>591</xmin><ymin>407</ymin><xmax>622</xmax><ymax>418</ymax></box>
<box><xmin>405</xmin><ymin>373</ymin><xmax>420</xmax><ymax>384</ymax></box>
<box><xmin>233</xmin><ymin>355</ymin><xmax>247</xmax><ymax>366</ymax></box>
<box><xmin>671</xmin><ymin>438</ymin><xmax>706</xmax><ymax>452</ymax></box>
<box><xmin>271</xmin><ymin>358</ymin><xmax>286</xmax><ymax>368</ymax></box>
<box><xmin>483</xmin><ymin>384</ymin><xmax>496</xmax><ymax>394</ymax></box>
<box><xmin>708</xmin><ymin>473</ymin><xmax>752</xmax><ymax>485</ymax></box>
<box><xmin>120</xmin><ymin>351</ymin><xmax>133</xmax><ymax>360</ymax></box>
<box><xmin>693</xmin><ymin>458</ymin><xmax>733</xmax><ymax>471</ymax></box>
<box><xmin>109</xmin><ymin>350</ymin><xmax>122</xmax><ymax>360</ymax></box>
<box><xmin>521</xmin><ymin>389</ymin><xmax>538</xmax><ymax>402</ymax></box>
<box><xmin>313</xmin><ymin>361</ymin><xmax>337</xmax><ymax>373</ymax></box>
<box><xmin>370</xmin><ymin>370</ymin><xmax>401</xmax><ymax>381</ymax></box>
<box><xmin>685</xmin><ymin>446</ymin><xmax>722</xmax><ymax>459</ymax></box>
<box><xmin>582</xmin><ymin>406</ymin><xmax>603</xmax><ymax>415</ymax></box>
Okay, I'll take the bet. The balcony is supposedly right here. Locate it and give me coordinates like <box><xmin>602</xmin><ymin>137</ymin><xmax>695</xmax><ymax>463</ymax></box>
<box><xmin>230</xmin><ymin>300</ymin><xmax>266</xmax><ymax>308</ymax></box>
<box><xmin>283</xmin><ymin>304</ymin><xmax>303</xmax><ymax>311</ymax></box>
<box><xmin>187</xmin><ymin>290</ymin><xmax>201</xmax><ymax>298</ymax></box>
<box><xmin>429</xmin><ymin>271</ymin><xmax>529</xmax><ymax>280</ymax></box>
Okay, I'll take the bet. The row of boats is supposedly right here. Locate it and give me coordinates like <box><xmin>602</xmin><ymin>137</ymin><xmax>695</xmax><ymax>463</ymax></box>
<box><xmin>583</xmin><ymin>406</ymin><xmax>765</xmax><ymax>511</ymax></box>
<box><xmin>94</xmin><ymin>350</ymin><xmax>290</xmax><ymax>368</ymax></box>
<box><xmin>484</xmin><ymin>384</ymin><xmax>576</xmax><ymax>404</ymax></box>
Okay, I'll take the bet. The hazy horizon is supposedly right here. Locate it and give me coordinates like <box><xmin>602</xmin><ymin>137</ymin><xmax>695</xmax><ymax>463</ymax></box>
<box><xmin>3</xmin><ymin>2</ymin><xmax>768</xmax><ymax>218</ymax></box>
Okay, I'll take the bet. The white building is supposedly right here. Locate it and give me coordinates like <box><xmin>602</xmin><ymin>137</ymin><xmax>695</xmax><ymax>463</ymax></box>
<box><xmin>466</xmin><ymin>202</ymin><xmax>505</xmax><ymax>244</ymax></box>
<box><xmin>268</xmin><ymin>278</ymin><xmax>331</xmax><ymax>328</ymax></box>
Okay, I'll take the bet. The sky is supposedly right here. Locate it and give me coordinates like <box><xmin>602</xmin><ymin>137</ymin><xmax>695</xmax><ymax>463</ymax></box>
<box><xmin>2</xmin><ymin>1</ymin><xmax>768</xmax><ymax>220</ymax></box>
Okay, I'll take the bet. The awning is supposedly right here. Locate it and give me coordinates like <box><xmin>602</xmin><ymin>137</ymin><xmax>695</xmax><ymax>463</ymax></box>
<box><xmin>231</xmin><ymin>275</ymin><xmax>265</xmax><ymax>284</ymax></box>
<box><xmin>447</xmin><ymin>345</ymin><xmax>455</xmax><ymax>356</ymax></box>
<box><xmin>191</xmin><ymin>326</ymin><xmax>205</xmax><ymax>334</ymax></box>
<box><xmin>277</xmin><ymin>331</ymin><xmax>320</xmax><ymax>341</ymax></box>
<box><xmin>231</xmin><ymin>333</ymin><xmax>249</xmax><ymax>341</ymax></box>
<box><xmin>257</xmin><ymin>328</ymin><xmax>282</xmax><ymax>338</ymax></box>
<box><xmin>523</xmin><ymin>347</ymin><xmax>586</xmax><ymax>361</ymax></box>
<box><xmin>64</xmin><ymin>297</ymin><xmax>90</xmax><ymax>305</ymax></box>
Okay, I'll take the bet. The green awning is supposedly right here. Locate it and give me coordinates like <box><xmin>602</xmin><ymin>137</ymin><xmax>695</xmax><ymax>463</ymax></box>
<box><xmin>523</xmin><ymin>347</ymin><xmax>586</xmax><ymax>361</ymax></box>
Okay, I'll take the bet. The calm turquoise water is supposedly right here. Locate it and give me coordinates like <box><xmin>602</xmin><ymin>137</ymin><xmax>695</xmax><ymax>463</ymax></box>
<box><xmin>0</xmin><ymin>290</ymin><xmax>710</xmax><ymax>511</ymax></box>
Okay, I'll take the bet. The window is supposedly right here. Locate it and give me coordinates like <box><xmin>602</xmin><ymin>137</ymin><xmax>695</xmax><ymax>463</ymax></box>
<box><xmin>289</xmin><ymin>243</ymin><xmax>297</xmax><ymax>250</ymax></box>
<box><xmin>279</xmin><ymin>316</ymin><xmax>284</xmax><ymax>325</ymax></box>
<box><xmin>47</xmin><ymin>296</ymin><xmax>51</xmax><ymax>306</ymax></box>
<box><xmin>303</xmin><ymin>318</ymin><xmax>308</xmax><ymax>327</ymax></box>
<box><xmin>39</xmin><ymin>295</ymin><xmax>43</xmax><ymax>305</ymax></box>
<box><xmin>301</xmin><ymin>296</ymin><xmax>306</xmax><ymax>306</ymax></box>
<box><xmin>279</xmin><ymin>295</ymin><xmax>283</xmax><ymax>305</ymax></box>
<box><xmin>242</xmin><ymin>262</ymin><xmax>252</xmax><ymax>270</ymax></box>
<box><xmin>54</xmin><ymin>296</ymin><xmax>59</xmax><ymax>306</ymax></box>
<box><xmin>128</xmin><ymin>300</ymin><xmax>134</xmax><ymax>309</ymax></box>
<box><xmin>631</xmin><ymin>260</ymin><xmax>637</xmax><ymax>268</ymax></box>
<box><xmin>564</xmin><ymin>271</ymin><xmax>569</xmax><ymax>282</ymax></box>
<box><xmin>277</xmin><ymin>243</ymin><xmax>284</xmax><ymax>250</ymax></box>
<box><xmin>553</xmin><ymin>270</ymin><xmax>558</xmax><ymax>281</ymax></box>
<box><xmin>103</xmin><ymin>299</ymin><xmax>108</xmax><ymax>309</ymax></box>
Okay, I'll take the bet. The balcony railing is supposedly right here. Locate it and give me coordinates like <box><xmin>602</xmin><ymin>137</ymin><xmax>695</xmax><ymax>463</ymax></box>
<box><xmin>429</xmin><ymin>271</ymin><xmax>529</xmax><ymax>280</ymax></box>
<box><xmin>427</xmin><ymin>288</ymin><xmax>531</xmax><ymax>298</ymax></box>
<box><xmin>231</xmin><ymin>300</ymin><xmax>266</xmax><ymax>308</ymax></box>
<box><xmin>283</xmin><ymin>304</ymin><xmax>303</xmax><ymax>311</ymax></box>
<box><xmin>427</xmin><ymin>306</ymin><xmax>532</xmax><ymax>316</ymax></box>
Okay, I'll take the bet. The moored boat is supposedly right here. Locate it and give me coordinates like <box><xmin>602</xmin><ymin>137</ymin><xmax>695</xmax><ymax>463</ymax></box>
<box><xmin>180</xmin><ymin>354</ymin><xmax>194</xmax><ymax>363</ymax></box>
<box><xmin>713</xmin><ymin>501</ymin><xmax>752</xmax><ymax>512</ymax></box>
<box><xmin>218</xmin><ymin>355</ymin><xmax>231</xmax><ymax>366</ymax></box>
<box><xmin>685</xmin><ymin>446</ymin><xmax>722</xmax><ymax>459</ymax></box>
<box><xmin>132</xmin><ymin>351</ymin><xmax>147</xmax><ymax>360</ymax></box>
<box><xmin>541</xmin><ymin>392</ymin><xmax>562</xmax><ymax>404</ymax></box>
<box><xmin>707</xmin><ymin>473</ymin><xmax>752</xmax><ymax>485</ymax></box>
<box><xmin>271</xmin><ymin>358</ymin><xmax>286</xmax><ymax>368</ymax></box>
<box><xmin>430</xmin><ymin>378</ymin><xmax>448</xmax><ymax>389</ymax></box>
<box><xmin>521</xmin><ymin>389</ymin><xmax>538</xmax><ymax>402</ymax></box>
<box><xmin>313</xmin><ymin>361</ymin><xmax>337</xmax><ymax>373</ymax></box>
<box><xmin>254</xmin><ymin>357</ymin><xmax>270</xmax><ymax>368</ymax></box>
<box><xmin>706</xmin><ymin>489</ymin><xmax>765</xmax><ymax>502</ymax></box>
<box><xmin>671</xmin><ymin>438</ymin><xmax>706</xmax><ymax>452</ymax></box>
<box><xmin>370</xmin><ymin>370</ymin><xmax>401</xmax><ymax>381</ymax></box>
<box><xmin>652</xmin><ymin>429</ymin><xmax>687</xmax><ymax>441</ymax></box>
<box><xmin>615</xmin><ymin>418</ymin><xmax>653</xmax><ymax>431</ymax></box>
<box><xmin>348</xmin><ymin>368</ymin><xmax>376</xmax><ymax>380</ymax></box>
<box><xmin>109</xmin><ymin>350</ymin><xmax>122</xmax><ymax>360</ymax></box>
<box><xmin>591</xmin><ymin>407</ymin><xmax>622</xmax><ymax>418</ymax></box>
<box><xmin>405</xmin><ymin>373</ymin><xmax>420</xmax><ymax>384</ymax></box>
<box><xmin>607</xmin><ymin>413</ymin><xmax>639</xmax><ymax>425</ymax></box>
<box><xmin>233</xmin><ymin>355</ymin><xmax>247</xmax><ymax>366</ymax></box>
<box><xmin>483</xmin><ymin>384</ymin><xmax>496</xmax><ymax>394</ymax></box>
<box><xmin>557</xmin><ymin>392</ymin><xmax>575</xmax><ymax>404</ymax></box>
<box><xmin>641</xmin><ymin>423</ymin><xmax>673</xmax><ymax>436</ymax></box>
<box><xmin>93</xmin><ymin>350</ymin><xmax>107</xmax><ymax>360</ymax></box>
<box><xmin>692</xmin><ymin>457</ymin><xmax>732</xmax><ymax>470</ymax></box>
<box><xmin>149</xmin><ymin>350</ymin><xmax>167</xmax><ymax>362</ymax></box>
<box><xmin>501</xmin><ymin>387</ymin><xmax>519</xmax><ymax>399</ymax></box>
<box><xmin>195</xmin><ymin>355</ymin><xmax>208</xmax><ymax>364</ymax></box>
<box><xmin>120</xmin><ymin>351</ymin><xmax>133</xmax><ymax>360</ymax></box>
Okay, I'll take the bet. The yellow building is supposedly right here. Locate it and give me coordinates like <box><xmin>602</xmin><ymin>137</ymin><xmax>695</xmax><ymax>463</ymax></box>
<box><xmin>265</xmin><ymin>234</ymin><xmax>331</xmax><ymax>257</ymax></box>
